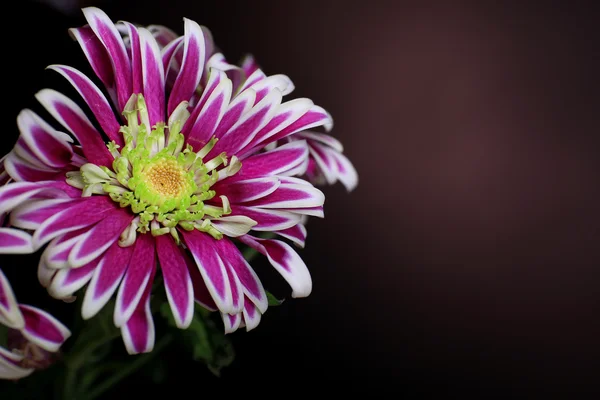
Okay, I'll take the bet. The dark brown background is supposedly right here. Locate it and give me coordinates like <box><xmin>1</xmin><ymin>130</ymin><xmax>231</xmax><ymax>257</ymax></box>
<box><xmin>3</xmin><ymin>0</ymin><xmax>600</xmax><ymax>396</ymax></box>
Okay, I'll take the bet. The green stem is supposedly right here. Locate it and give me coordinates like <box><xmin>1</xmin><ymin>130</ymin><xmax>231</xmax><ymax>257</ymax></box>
<box><xmin>85</xmin><ymin>334</ymin><xmax>173</xmax><ymax>400</ymax></box>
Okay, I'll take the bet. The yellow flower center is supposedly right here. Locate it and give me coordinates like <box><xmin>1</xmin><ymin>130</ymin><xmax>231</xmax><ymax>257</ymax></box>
<box><xmin>143</xmin><ymin>159</ymin><xmax>187</xmax><ymax>198</ymax></box>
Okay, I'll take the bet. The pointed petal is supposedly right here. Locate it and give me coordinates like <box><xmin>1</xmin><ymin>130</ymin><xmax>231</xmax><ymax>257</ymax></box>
<box><xmin>186</xmin><ymin>253</ymin><xmax>218</xmax><ymax>311</ymax></box>
<box><xmin>213</xmin><ymin>88</ymin><xmax>255</xmax><ymax>140</ymax></box>
<box><xmin>161</xmin><ymin>36</ymin><xmax>183</xmax><ymax>79</ymax></box>
<box><xmin>221</xmin><ymin>312</ymin><xmax>241</xmax><ymax>334</ymax></box>
<box><xmin>0</xmin><ymin>181</ymin><xmax>72</xmax><ymax>215</ymax></box>
<box><xmin>16</xmin><ymin>109</ymin><xmax>73</xmax><ymax>168</ymax></box>
<box><xmin>277</xmin><ymin>205</ymin><xmax>324</xmax><ymax>218</ymax></box>
<box><xmin>0</xmin><ymin>269</ymin><xmax>24</xmax><ymax>329</ymax></box>
<box><xmin>245</xmin><ymin>74</ymin><xmax>294</xmax><ymax>104</ymax></box>
<box><xmin>297</xmin><ymin>131</ymin><xmax>343</xmax><ymax>152</ymax></box>
<box><xmin>240</xmin><ymin>54</ymin><xmax>259</xmax><ymax>79</ymax></box>
<box><xmin>244</xmin><ymin>183</ymin><xmax>325</xmax><ymax>209</ymax></box>
<box><xmin>232</xmin><ymin>140</ymin><xmax>309</xmax><ymax>180</ymax></box>
<box><xmin>121</xmin><ymin>278</ymin><xmax>155</xmax><ymax>354</ymax></box>
<box><xmin>69</xmin><ymin>26</ymin><xmax>114</xmax><ymax>92</ymax></box>
<box><xmin>212</xmin><ymin>177</ymin><xmax>280</xmax><ymax>203</ymax></box>
<box><xmin>114</xmin><ymin>234</ymin><xmax>155</xmax><ymax>327</ymax></box>
<box><xmin>181</xmin><ymin>230</ymin><xmax>234</xmax><ymax>313</ymax></box>
<box><xmin>82</xmin><ymin>7</ymin><xmax>132</xmax><ymax>111</ymax></box>
<box><xmin>10</xmin><ymin>198</ymin><xmax>77</xmax><ymax>231</ymax></box>
<box><xmin>228</xmin><ymin>205</ymin><xmax>302</xmax><ymax>231</ymax></box>
<box><xmin>210</xmin><ymin>215</ymin><xmax>256</xmax><ymax>238</ymax></box>
<box><xmin>205</xmin><ymin>53</ymin><xmax>244</xmax><ymax>93</ymax></box>
<box><xmin>0</xmin><ymin>348</ymin><xmax>33</xmax><ymax>380</ymax></box>
<box><xmin>274</xmin><ymin>224</ymin><xmax>307</xmax><ymax>248</ymax></box>
<box><xmin>3</xmin><ymin>153</ymin><xmax>62</xmax><ymax>183</ymax></box>
<box><xmin>37</xmin><ymin>258</ymin><xmax>56</xmax><ymax>288</ymax></box>
<box><xmin>155</xmin><ymin>235</ymin><xmax>194</xmax><ymax>329</ymax></box>
<box><xmin>47</xmin><ymin>65</ymin><xmax>122</xmax><ymax>145</ymax></box>
<box><xmin>119</xmin><ymin>22</ymin><xmax>143</xmax><ymax>96</ymax></box>
<box><xmin>139</xmin><ymin>28</ymin><xmax>166</xmax><ymax>126</ymax></box>
<box><xmin>18</xmin><ymin>305</ymin><xmax>70</xmax><ymax>352</ymax></box>
<box><xmin>42</xmin><ymin>228</ymin><xmax>89</xmax><ymax>269</ymax></box>
<box><xmin>81</xmin><ymin>242</ymin><xmax>134</xmax><ymax>320</ymax></box>
<box><xmin>148</xmin><ymin>24</ymin><xmax>178</xmax><ymax>47</ymax></box>
<box><xmin>242</xmin><ymin>297</ymin><xmax>262</xmax><ymax>331</ymax></box>
<box><xmin>329</xmin><ymin>148</ymin><xmax>359</xmax><ymax>192</ymax></box>
<box><xmin>0</xmin><ymin>228</ymin><xmax>33</xmax><ymax>254</ymax></box>
<box><xmin>214</xmin><ymin>238</ymin><xmax>268</xmax><ymax>313</ymax></box>
<box><xmin>168</xmin><ymin>18</ymin><xmax>206</xmax><ymax>115</ymax></box>
<box><xmin>32</xmin><ymin>196</ymin><xmax>117</xmax><ymax>250</ymax></box>
<box><xmin>47</xmin><ymin>259</ymin><xmax>98</xmax><ymax>300</ymax></box>
<box><xmin>239</xmin><ymin>235</ymin><xmax>312</xmax><ymax>298</ymax></box>
<box><xmin>35</xmin><ymin>89</ymin><xmax>113</xmax><ymax>167</ymax></box>
<box><xmin>68</xmin><ymin>208</ymin><xmax>135</xmax><ymax>268</ymax></box>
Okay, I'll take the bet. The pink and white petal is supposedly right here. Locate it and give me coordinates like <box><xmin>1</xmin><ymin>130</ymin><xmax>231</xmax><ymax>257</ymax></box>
<box><xmin>185</xmin><ymin>70</ymin><xmax>232</xmax><ymax>151</ymax></box>
<box><xmin>167</xmin><ymin>18</ymin><xmax>206</xmax><ymax>115</ymax></box>
<box><xmin>242</xmin><ymin>297</ymin><xmax>262</xmax><ymax>331</ymax></box>
<box><xmin>213</xmin><ymin>89</ymin><xmax>282</xmax><ymax>156</ymax></box>
<box><xmin>16</xmin><ymin>109</ymin><xmax>73</xmax><ymax>168</ymax></box>
<box><xmin>18</xmin><ymin>305</ymin><xmax>71</xmax><ymax>352</ymax></box>
<box><xmin>307</xmin><ymin>141</ymin><xmax>338</xmax><ymax>185</ymax></box>
<box><xmin>0</xmin><ymin>269</ymin><xmax>24</xmax><ymax>329</ymax></box>
<box><xmin>35</xmin><ymin>89</ymin><xmax>114</xmax><ymax>167</ymax></box>
<box><xmin>37</xmin><ymin>259</ymin><xmax>56</xmax><ymax>289</ymax></box>
<box><xmin>228</xmin><ymin>205</ymin><xmax>302</xmax><ymax>231</ymax></box>
<box><xmin>185</xmin><ymin>250</ymin><xmax>218</xmax><ymax>311</ymax></box>
<box><xmin>4</xmin><ymin>153</ymin><xmax>63</xmax><ymax>183</ymax></box>
<box><xmin>214</xmin><ymin>238</ymin><xmax>268</xmax><ymax>313</ymax></box>
<box><xmin>297</xmin><ymin>131</ymin><xmax>343</xmax><ymax>152</ymax></box>
<box><xmin>238</xmin><ymin>99</ymin><xmax>314</xmax><ymax>157</ymax></box>
<box><xmin>238</xmin><ymin>235</ymin><xmax>312</xmax><ymax>298</ymax></box>
<box><xmin>68</xmin><ymin>208</ymin><xmax>135</xmax><ymax>268</ymax></box>
<box><xmin>212</xmin><ymin>88</ymin><xmax>256</xmax><ymax>140</ymax></box>
<box><xmin>210</xmin><ymin>216</ymin><xmax>257</xmax><ymax>238</ymax></box>
<box><xmin>68</xmin><ymin>26</ymin><xmax>114</xmax><ymax>93</ymax></box>
<box><xmin>244</xmin><ymin>183</ymin><xmax>324</xmax><ymax>209</ymax></box>
<box><xmin>114</xmin><ymin>234</ymin><xmax>155</xmax><ymax>327</ymax></box>
<box><xmin>0</xmin><ymin>181</ymin><xmax>73</xmax><ymax>215</ymax></box>
<box><xmin>47</xmin><ymin>260</ymin><xmax>98</xmax><ymax>300</ymax></box>
<box><xmin>212</xmin><ymin>177</ymin><xmax>280</xmax><ymax>203</ymax></box>
<box><xmin>205</xmin><ymin>53</ymin><xmax>244</xmax><ymax>93</ymax></box>
<box><xmin>47</xmin><ymin>65</ymin><xmax>122</xmax><ymax>144</ymax></box>
<box><xmin>329</xmin><ymin>148</ymin><xmax>359</xmax><ymax>192</ymax></box>
<box><xmin>230</xmin><ymin>140</ymin><xmax>308</xmax><ymax>180</ymax></box>
<box><xmin>42</xmin><ymin>228</ymin><xmax>89</xmax><ymax>269</ymax></box>
<box><xmin>237</xmin><ymin>68</ymin><xmax>267</xmax><ymax>94</ymax></box>
<box><xmin>82</xmin><ymin>7</ymin><xmax>132</xmax><ymax>111</ymax></box>
<box><xmin>276</xmin><ymin>176</ymin><xmax>314</xmax><ymax>186</ymax></box>
<box><xmin>155</xmin><ymin>235</ymin><xmax>194</xmax><ymax>329</ymax></box>
<box><xmin>32</xmin><ymin>196</ymin><xmax>117</xmax><ymax>250</ymax></box>
<box><xmin>81</xmin><ymin>242</ymin><xmax>134</xmax><ymax>320</ymax></box>
<box><xmin>121</xmin><ymin>280</ymin><xmax>154</xmax><ymax>355</ymax></box>
<box><xmin>181</xmin><ymin>230</ymin><xmax>234</xmax><ymax>314</ymax></box>
<box><xmin>225</xmin><ymin>260</ymin><xmax>244</xmax><ymax>314</ymax></box>
<box><xmin>240</xmin><ymin>54</ymin><xmax>259</xmax><ymax>79</ymax></box>
<box><xmin>276</xmin><ymin>206</ymin><xmax>325</xmax><ymax>218</ymax></box>
<box><xmin>148</xmin><ymin>24</ymin><xmax>178</xmax><ymax>47</ymax></box>
<box><xmin>0</xmin><ymin>228</ymin><xmax>33</xmax><ymax>254</ymax></box>
<box><xmin>251</xmin><ymin>105</ymin><xmax>333</xmax><ymax>151</ymax></box>
<box><xmin>274</xmin><ymin>224</ymin><xmax>307</xmax><ymax>248</ymax></box>
<box><xmin>247</xmin><ymin>74</ymin><xmax>294</xmax><ymax>104</ymax></box>
<box><xmin>161</xmin><ymin>36</ymin><xmax>183</xmax><ymax>79</ymax></box>
<box><xmin>119</xmin><ymin>22</ymin><xmax>143</xmax><ymax>96</ymax></box>
<box><xmin>221</xmin><ymin>312</ymin><xmax>241</xmax><ymax>334</ymax></box>
<box><xmin>139</xmin><ymin>28</ymin><xmax>166</xmax><ymax>126</ymax></box>
<box><xmin>10</xmin><ymin>198</ymin><xmax>77</xmax><ymax>231</ymax></box>
<box><xmin>0</xmin><ymin>348</ymin><xmax>33</xmax><ymax>380</ymax></box>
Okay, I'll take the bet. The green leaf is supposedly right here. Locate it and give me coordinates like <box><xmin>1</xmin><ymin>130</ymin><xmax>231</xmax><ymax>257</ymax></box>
<box><xmin>266</xmin><ymin>291</ymin><xmax>285</xmax><ymax>306</ymax></box>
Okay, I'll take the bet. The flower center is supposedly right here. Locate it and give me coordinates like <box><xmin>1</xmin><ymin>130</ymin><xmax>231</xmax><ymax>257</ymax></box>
<box><xmin>66</xmin><ymin>94</ymin><xmax>242</xmax><ymax>245</ymax></box>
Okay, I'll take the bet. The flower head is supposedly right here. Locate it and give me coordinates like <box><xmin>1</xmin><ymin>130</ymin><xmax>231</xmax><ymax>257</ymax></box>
<box><xmin>0</xmin><ymin>7</ymin><xmax>352</xmax><ymax>354</ymax></box>
<box><xmin>0</xmin><ymin>268</ymin><xmax>70</xmax><ymax>380</ymax></box>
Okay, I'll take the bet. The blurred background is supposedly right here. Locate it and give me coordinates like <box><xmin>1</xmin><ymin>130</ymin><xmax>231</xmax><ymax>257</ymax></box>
<box><xmin>2</xmin><ymin>0</ymin><xmax>600</xmax><ymax>396</ymax></box>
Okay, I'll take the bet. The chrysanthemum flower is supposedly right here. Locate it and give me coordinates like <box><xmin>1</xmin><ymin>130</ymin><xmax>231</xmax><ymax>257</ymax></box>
<box><xmin>0</xmin><ymin>268</ymin><xmax>70</xmax><ymax>380</ymax></box>
<box><xmin>0</xmin><ymin>8</ymin><xmax>335</xmax><ymax>353</ymax></box>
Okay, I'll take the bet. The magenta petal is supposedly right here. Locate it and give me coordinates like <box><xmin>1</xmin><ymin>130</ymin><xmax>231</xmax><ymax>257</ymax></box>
<box><xmin>16</xmin><ymin>109</ymin><xmax>73</xmax><ymax>168</ymax></box>
<box><xmin>155</xmin><ymin>235</ymin><xmax>194</xmax><ymax>329</ymax></box>
<box><xmin>242</xmin><ymin>296</ymin><xmax>262</xmax><ymax>331</ymax></box>
<box><xmin>121</xmin><ymin>277</ymin><xmax>155</xmax><ymax>354</ymax></box>
<box><xmin>82</xmin><ymin>7</ymin><xmax>132</xmax><ymax>111</ymax></box>
<box><xmin>121</xmin><ymin>22</ymin><xmax>143</xmax><ymax>96</ymax></box>
<box><xmin>81</xmin><ymin>241</ymin><xmax>134</xmax><ymax>320</ymax></box>
<box><xmin>114</xmin><ymin>234</ymin><xmax>156</xmax><ymax>327</ymax></box>
<box><xmin>0</xmin><ymin>228</ymin><xmax>33</xmax><ymax>254</ymax></box>
<box><xmin>149</xmin><ymin>25</ymin><xmax>178</xmax><ymax>47</ymax></box>
<box><xmin>139</xmin><ymin>28</ymin><xmax>166</xmax><ymax>127</ymax></box>
<box><xmin>239</xmin><ymin>235</ymin><xmax>312</xmax><ymax>298</ymax></box>
<box><xmin>68</xmin><ymin>207</ymin><xmax>135</xmax><ymax>268</ymax></box>
<box><xmin>161</xmin><ymin>36</ymin><xmax>183</xmax><ymax>81</ymax></box>
<box><xmin>228</xmin><ymin>205</ymin><xmax>302</xmax><ymax>231</ymax></box>
<box><xmin>243</xmin><ymin>183</ymin><xmax>325</xmax><ymax>209</ymax></box>
<box><xmin>42</xmin><ymin>228</ymin><xmax>88</xmax><ymax>269</ymax></box>
<box><xmin>213</xmin><ymin>88</ymin><xmax>255</xmax><ymax>140</ymax></box>
<box><xmin>0</xmin><ymin>268</ymin><xmax>24</xmax><ymax>329</ymax></box>
<box><xmin>48</xmin><ymin>259</ymin><xmax>98</xmax><ymax>300</ymax></box>
<box><xmin>275</xmin><ymin>224</ymin><xmax>307</xmax><ymax>248</ymax></box>
<box><xmin>181</xmin><ymin>230</ymin><xmax>234</xmax><ymax>313</ymax></box>
<box><xmin>168</xmin><ymin>18</ymin><xmax>205</xmax><ymax>116</ymax></box>
<box><xmin>18</xmin><ymin>305</ymin><xmax>70</xmax><ymax>352</ymax></box>
<box><xmin>213</xmin><ymin>238</ymin><xmax>267</xmax><ymax>313</ymax></box>
<box><xmin>0</xmin><ymin>181</ymin><xmax>72</xmax><ymax>216</ymax></box>
<box><xmin>35</xmin><ymin>89</ymin><xmax>114</xmax><ymax>167</ymax></box>
<box><xmin>221</xmin><ymin>312</ymin><xmax>241</xmax><ymax>334</ymax></box>
<box><xmin>3</xmin><ymin>154</ymin><xmax>63</xmax><ymax>183</ymax></box>
<box><xmin>33</xmin><ymin>196</ymin><xmax>117</xmax><ymax>250</ymax></box>
<box><xmin>69</xmin><ymin>26</ymin><xmax>115</xmax><ymax>92</ymax></box>
<box><xmin>10</xmin><ymin>198</ymin><xmax>77</xmax><ymax>231</ymax></box>
<box><xmin>0</xmin><ymin>347</ymin><xmax>33</xmax><ymax>380</ymax></box>
<box><xmin>232</xmin><ymin>140</ymin><xmax>309</xmax><ymax>180</ymax></box>
<box><xmin>47</xmin><ymin>65</ymin><xmax>122</xmax><ymax>145</ymax></box>
<box><xmin>186</xmin><ymin>253</ymin><xmax>217</xmax><ymax>311</ymax></box>
<box><xmin>213</xmin><ymin>177</ymin><xmax>280</xmax><ymax>203</ymax></box>
<box><xmin>240</xmin><ymin>55</ymin><xmax>259</xmax><ymax>80</ymax></box>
